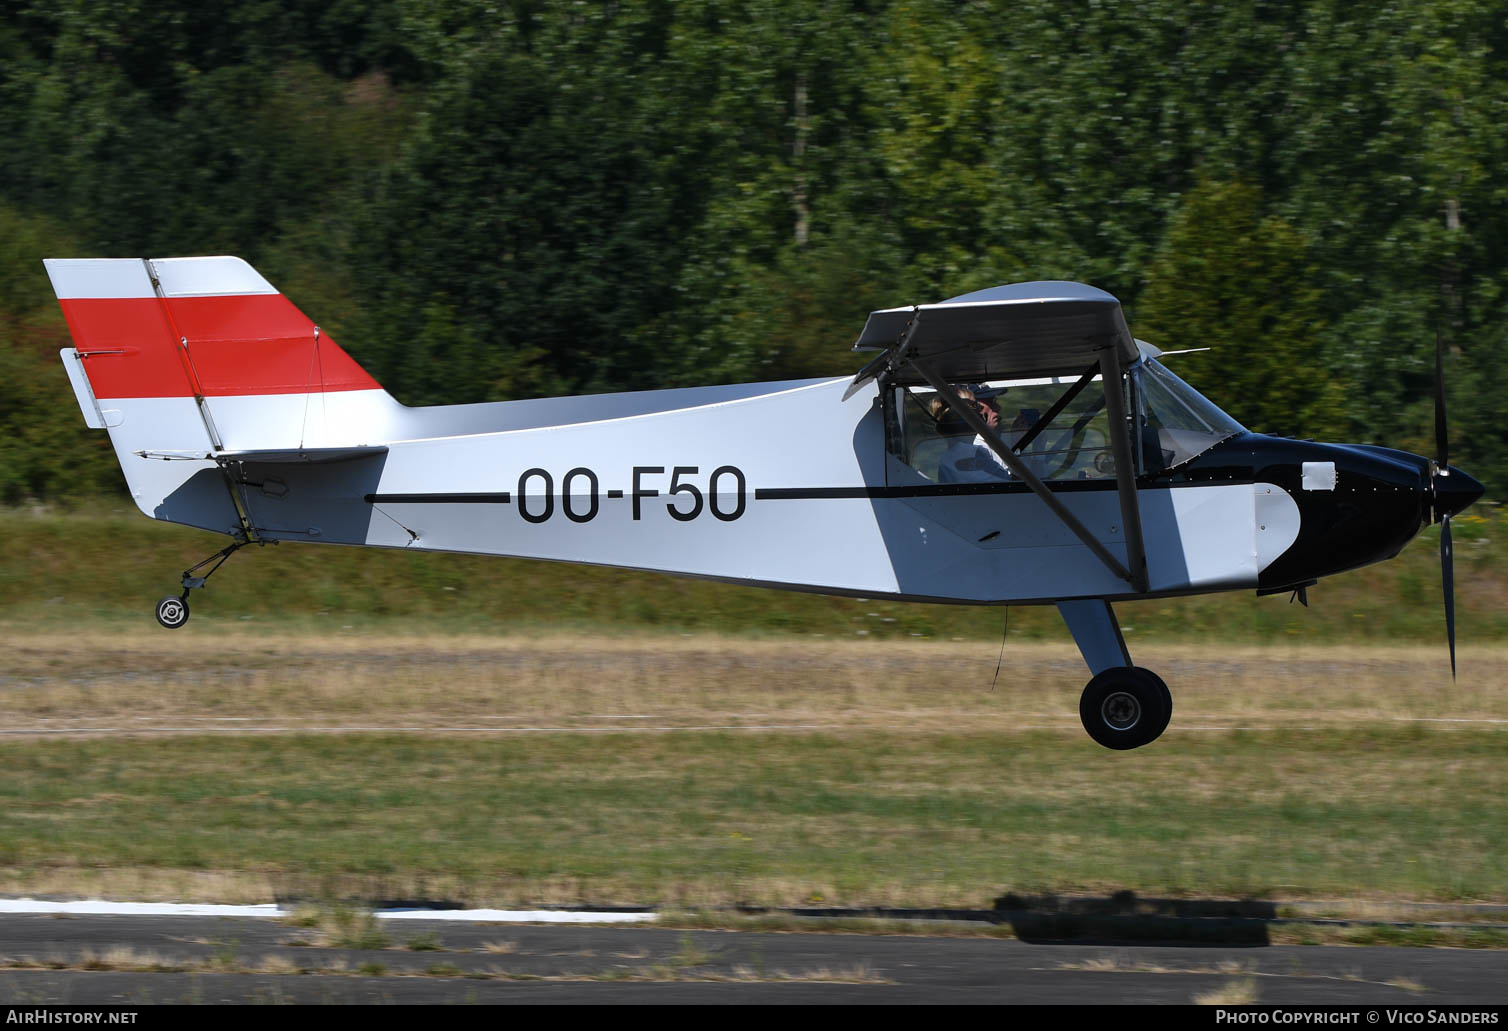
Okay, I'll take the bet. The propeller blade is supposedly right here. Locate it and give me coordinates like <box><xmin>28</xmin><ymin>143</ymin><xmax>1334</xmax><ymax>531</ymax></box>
<box><xmin>1435</xmin><ymin>329</ymin><xmax>1449</xmax><ymax>473</ymax></box>
<box><xmin>1442</xmin><ymin>514</ymin><xmax>1456</xmax><ymax>680</ymax></box>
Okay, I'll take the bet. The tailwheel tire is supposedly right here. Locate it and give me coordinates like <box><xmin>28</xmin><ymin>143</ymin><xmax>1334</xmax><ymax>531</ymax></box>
<box><xmin>1080</xmin><ymin>666</ymin><xmax>1170</xmax><ymax>750</ymax></box>
<box><xmin>155</xmin><ymin>595</ymin><xmax>190</xmax><ymax>629</ymax></box>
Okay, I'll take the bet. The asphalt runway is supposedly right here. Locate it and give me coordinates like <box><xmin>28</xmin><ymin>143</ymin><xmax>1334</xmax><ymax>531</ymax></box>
<box><xmin>0</xmin><ymin>915</ymin><xmax>1504</xmax><ymax>1005</ymax></box>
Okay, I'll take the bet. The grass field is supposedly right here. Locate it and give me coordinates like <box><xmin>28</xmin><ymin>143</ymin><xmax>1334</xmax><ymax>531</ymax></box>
<box><xmin>1</xmin><ymin>630</ymin><xmax>1505</xmax><ymax>912</ymax></box>
<box><xmin>2</xmin><ymin>503</ymin><xmax>1506</xmax><ymax>641</ymax></box>
<box><xmin>4</xmin><ymin>506</ymin><xmax>1506</xmax><ymax>919</ymax></box>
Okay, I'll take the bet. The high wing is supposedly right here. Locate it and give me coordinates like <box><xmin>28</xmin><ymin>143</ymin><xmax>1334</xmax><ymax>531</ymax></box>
<box><xmin>844</xmin><ymin>281</ymin><xmax>1138</xmax><ymax>398</ymax></box>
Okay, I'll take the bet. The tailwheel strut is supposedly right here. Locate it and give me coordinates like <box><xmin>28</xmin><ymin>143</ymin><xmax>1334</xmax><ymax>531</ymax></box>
<box><xmin>154</xmin><ymin>537</ymin><xmax>250</xmax><ymax>629</ymax></box>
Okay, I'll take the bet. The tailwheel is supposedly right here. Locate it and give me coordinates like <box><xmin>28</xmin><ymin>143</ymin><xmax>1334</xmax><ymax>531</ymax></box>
<box><xmin>155</xmin><ymin>594</ymin><xmax>190</xmax><ymax>630</ymax></box>
<box><xmin>153</xmin><ymin>537</ymin><xmax>251</xmax><ymax>629</ymax></box>
<box><xmin>1079</xmin><ymin>666</ymin><xmax>1171</xmax><ymax>750</ymax></box>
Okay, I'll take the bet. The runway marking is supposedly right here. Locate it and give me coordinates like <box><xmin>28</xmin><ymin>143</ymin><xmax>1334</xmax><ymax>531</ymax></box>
<box><xmin>375</xmin><ymin>910</ymin><xmax>654</xmax><ymax>923</ymax></box>
<box><xmin>0</xmin><ymin>898</ymin><xmax>655</xmax><ymax>923</ymax></box>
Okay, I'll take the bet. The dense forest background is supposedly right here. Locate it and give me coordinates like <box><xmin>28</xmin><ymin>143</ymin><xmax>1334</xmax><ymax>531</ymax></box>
<box><xmin>2</xmin><ymin>0</ymin><xmax>1504</xmax><ymax>503</ymax></box>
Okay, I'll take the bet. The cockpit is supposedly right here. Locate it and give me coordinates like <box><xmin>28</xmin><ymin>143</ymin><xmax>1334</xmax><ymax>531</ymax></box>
<box><xmin>886</xmin><ymin>355</ymin><xmax>1245</xmax><ymax>484</ymax></box>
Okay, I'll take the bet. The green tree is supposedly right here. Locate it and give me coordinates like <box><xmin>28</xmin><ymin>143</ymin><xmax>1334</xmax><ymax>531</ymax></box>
<box><xmin>0</xmin><ymin>206</ymin><xmax>123</xmax><ymax>503</ymax></box>
<box><xmin>3</xmin><ymin>0</ymin><xmax>1507</xmax><ymax>502</ymax></box>
<box><xmin>1136</xmin><ymin>178</ymin><xmax>1349</xmax><ymax>439</ymax></box>
<box><xmin>349</xmin><ymin>1</ymin><xmax>719</xmax><ymax>401</ymax></box>
<box><xmin>658</xmin><ymin>0</ymin><xmax>906</xmax><ymax>382</ymax></box>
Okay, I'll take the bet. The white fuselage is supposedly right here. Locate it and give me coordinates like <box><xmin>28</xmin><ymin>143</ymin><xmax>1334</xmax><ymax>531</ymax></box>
<box><xmin>131</xmin><ymin>376</ymin><xmax>1299</xmax><ymax>605</ymax></box>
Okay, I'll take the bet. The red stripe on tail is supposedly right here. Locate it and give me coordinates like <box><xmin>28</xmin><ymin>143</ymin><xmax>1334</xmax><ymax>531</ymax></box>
<box><xmin>61</xmin><ymin>295</ymin><xmax>381</xmax><ymax>400</ymax></box>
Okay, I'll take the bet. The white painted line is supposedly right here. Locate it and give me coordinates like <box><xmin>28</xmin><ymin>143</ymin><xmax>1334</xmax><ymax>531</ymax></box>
<box><xmin>0</xmin><ymin>899</ymin><xmax>655</xmax><ymax>923</ymax></box>
<box><xmin>376</xmin><ymin>910</ymin><xmax>655</xmax><ymax>924</ymax></box>
<box><xmin>0</xmin><ymin>900</ymin><xmax>286</xmax><ymax>917</ymax></box>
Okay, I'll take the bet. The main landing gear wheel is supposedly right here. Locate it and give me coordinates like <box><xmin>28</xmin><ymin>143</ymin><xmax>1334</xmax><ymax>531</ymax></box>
<box><xmin>1079</xmin><ymin>666</ymin><xmax>1171</xmax><ymax>750</ymax></box>
<box><xmin>155</xmin><ymin>595</ymin><xmax>190</xmax><ymax>630</ymax></box>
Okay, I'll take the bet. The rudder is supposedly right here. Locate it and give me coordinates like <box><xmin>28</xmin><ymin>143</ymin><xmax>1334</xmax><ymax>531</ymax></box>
<box><xmin>46</xmin><ymin>256</ymin><xmax>394</xmax><ymax>530</ymax></box>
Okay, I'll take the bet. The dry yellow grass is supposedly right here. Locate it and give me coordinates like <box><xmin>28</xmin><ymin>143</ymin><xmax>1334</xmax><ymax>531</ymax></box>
<box><xmin>2</xmin><ymin>628</ymin><xmax>1504</xmax><ymax>735</ymax></box>
<box><xmin>2</xmin><ymin>628</ymin><xmax>1505</xmax><ymax>913</ymax></box>
<box><xmin>1193</xmin><ymin>979</ymin><xmax>1260</xmax><ymax>1005</ymax></box>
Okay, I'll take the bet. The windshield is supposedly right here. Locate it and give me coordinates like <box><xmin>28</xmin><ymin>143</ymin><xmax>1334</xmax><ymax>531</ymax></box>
<box><xmin>1132</xmin><ymin>358</ymin><xmax>1245</xmax><ymax>472</ymax></box>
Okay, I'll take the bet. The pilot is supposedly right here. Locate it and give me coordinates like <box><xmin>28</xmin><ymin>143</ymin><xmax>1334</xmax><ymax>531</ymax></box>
<box><xmin>931</xmin><ymin>388</ymin><xmax>1012</xmax><ymax>483</ymax></box>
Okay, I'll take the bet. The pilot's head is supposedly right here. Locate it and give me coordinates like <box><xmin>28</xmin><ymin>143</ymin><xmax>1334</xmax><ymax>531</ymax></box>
<box><xmin>930</xmin><ymin>388</ymin><xmax>999</xmax><ymax>433</ymax></box>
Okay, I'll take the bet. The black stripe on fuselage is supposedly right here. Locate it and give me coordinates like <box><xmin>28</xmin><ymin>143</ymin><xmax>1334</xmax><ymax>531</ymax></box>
<box><xmin>753</xmin><ymin>480</ymin><xmax>1237</xmax><ymax>501</ymax></box>
<box><xmin>366</xmin><ymin>492</ymin><xmax>511</xmax><ymax>504</ymax></box>
<box><xmin>365</xmin><ymin>481</ymin><xmax>1240</xmax><ymax>505</ymax></box>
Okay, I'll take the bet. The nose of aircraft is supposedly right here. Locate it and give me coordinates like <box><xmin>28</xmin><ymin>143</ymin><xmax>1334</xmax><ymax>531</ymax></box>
<box><xmin>1433</xmin><ymin>466</ymin><xmax>1485</xmax><ymax>522</ymax></box>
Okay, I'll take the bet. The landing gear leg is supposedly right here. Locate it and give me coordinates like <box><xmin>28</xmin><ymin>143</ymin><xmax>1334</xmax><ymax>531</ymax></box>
<box><xmin>1057</xmin><ymin>599</ymin><xmax>1173</xmax><ymax>750</ymax></box>
<box><xmin>153</xmin><ymin>537</ymin><xmax>247</xmax><ymax>629</ymax></box>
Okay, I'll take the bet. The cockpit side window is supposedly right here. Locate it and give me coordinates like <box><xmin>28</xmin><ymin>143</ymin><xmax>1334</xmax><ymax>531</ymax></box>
<box><xmin>892</xmin><ymin>378</ymin><xmax>1119</xmax><ymax>484</ymax></box>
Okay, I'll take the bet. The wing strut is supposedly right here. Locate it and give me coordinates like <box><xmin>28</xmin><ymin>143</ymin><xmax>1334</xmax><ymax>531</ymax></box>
<box><xmin>1097</xmin><ymin>344</ymin><xmax>1149</xmax><ymax>593</ymax></box>
<box><xmin>909</xmin><ymin>357</ymin><xmax>1136</xmax><ymax>589</ymax></box>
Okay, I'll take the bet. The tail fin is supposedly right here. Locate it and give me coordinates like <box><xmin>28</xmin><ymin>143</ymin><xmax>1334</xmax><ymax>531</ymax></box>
<box><xmin>46</xmin><ymin>256</ymin><xmax>394</xmax><ymax>529</ymax></box>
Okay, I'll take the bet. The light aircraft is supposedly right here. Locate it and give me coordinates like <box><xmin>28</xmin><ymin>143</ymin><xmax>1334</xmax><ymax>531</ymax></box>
<box><xmin>44</xmin><ymin>256</ymin><xmax>1484</xmax><ymax>749</ymax></box>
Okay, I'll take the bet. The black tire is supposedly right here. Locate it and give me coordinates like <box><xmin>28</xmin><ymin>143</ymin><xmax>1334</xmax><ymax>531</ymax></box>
<box><xmin>155</xmin><ymin>595</ymin><xmax>190</xmax><ymax>629</ymax></box>
<box><xmin>1080</xmin><ymin>666</ymin><xmax>1170</xmax><ymax>750</ymax></box>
